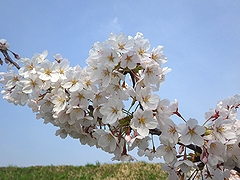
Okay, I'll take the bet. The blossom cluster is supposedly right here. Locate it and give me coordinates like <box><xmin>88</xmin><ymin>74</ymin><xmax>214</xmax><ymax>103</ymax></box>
<box><xmin>1</xmin><ymin>33</ymin><xmax>240</xmax><ymax>179</ymax></box>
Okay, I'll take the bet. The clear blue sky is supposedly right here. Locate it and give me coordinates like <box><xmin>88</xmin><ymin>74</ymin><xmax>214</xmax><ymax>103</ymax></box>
<box><xmin>1</xmin><ymin>1</ymin><xmax>240</xmax><ymax>167</ymax></box>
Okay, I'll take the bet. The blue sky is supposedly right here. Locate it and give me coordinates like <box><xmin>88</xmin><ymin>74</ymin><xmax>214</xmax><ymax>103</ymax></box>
<box><xmin>1</xmin><ymin>1</ymin><xmax>240</xmax><ymax>167</ymax></box>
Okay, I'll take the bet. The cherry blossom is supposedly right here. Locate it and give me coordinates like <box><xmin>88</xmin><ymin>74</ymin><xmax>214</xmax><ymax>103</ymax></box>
<box><xmin>205</xmin><ymin>140</ymin><xmax>224</xmax><ymax>167</ymax></box>
<box><xmin>99</xmin><ymin>98</ymin><xmax>124</xmax><ymax>125</ymax></box>
<box><xmin>156</xmin><ymin>135</ymin><xmax>177</xmax><ymax>163</ymax></box>
<box><xmin>136</xmin><ymin>86</ymin><xmax>159</xmax><ymax>110</ymax></box>
<box><xmin>159</xmin><ymin>118</ymin><xmax>179</xmax><ymax>144</ymax></box>
<box><xmin>99</xmin><ymin>48</ymin><xmax>120</xmax><ymax>68</ymax></box>
<box><xmin>93</xmin><ymin>129</ymin><xmax>118</xmax><ymax>153</ymax></box>
<box><xmin>174</xmin><ymin>159</ymin><xmax>194</xmax><ymax>174</ymax></box>
<box><xmin>213</xmin><ymin>118</ymin><xmax>237</xmax><ymax>144</ymax></box>
<box><xmin>120</xmin><ymin>51</ymin><xmax>139</xmax><ymax>69</ymax></box>
<box><xmin>18</xmin><ymin>57</ymin><xmax>38</xmax><ymax>77</ymax></box>
<box><xmin>91</xmin><ymin>64</ymin><xmax>113</xmax><ymax>88</ymax></box>
<box><xmin>130</xmin><ymin>109</ymin><xmax>158</xmax><ymax>137</ymax></box>
<box><xmin>19</xmin><ymin>73</ymin><xmax>43</xmax><ymax>94</ymax></box>
<box><xmin>62</xmin><ymin>67</ymin><xmax>83</xmax><ymax>92</ymax></box>
<box><xmin>150</xmin><ymin>45</ymin><xmax>168</xmax><ymax>65</ymax></box>
<box><xmin>108</xmin><ymin>32</ymin><xmax>134</xmax><ymax>53</ymax></box>
<box><xmin>56</xmin><ymin>58</ymin><xmax>70</xmax><ymax>80</ymax></box>
<box><xmin>37</xmin><ymin>59</ymin><xmax>59</xmax><ymax>82</ymax></box>
<box><xmin>51</xmin><ymin>89</ymin><xmax>67</xmax><ymax>115</ymax></box>
<box><xmin>178</xmin><ymin>118</ymin><xmax>205</xmax><ymax>146</ymax></box>
<box><xmin>33</xmin><ymin>50</ymin><xmax>48</xmax><ymax>63</ymax></box>
<box><xmin>69</xmin><ymin>89</ymin><xmax>93</xmax><ymax>109</ymax></box>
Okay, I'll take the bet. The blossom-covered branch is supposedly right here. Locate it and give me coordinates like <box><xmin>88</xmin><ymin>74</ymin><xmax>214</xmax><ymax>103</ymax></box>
<box><xmin>0</xmin><ymin>39</ymin><xmax>20</xmax><ymax>69</ymax></box>
<box><xmin>1</xmin><ymin>33</ymin><xmax>240</xmax><ymax>179</ymax></box>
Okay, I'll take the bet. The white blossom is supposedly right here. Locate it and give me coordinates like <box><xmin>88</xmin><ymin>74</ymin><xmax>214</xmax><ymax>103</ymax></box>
<box><xmin>108</xmin><ymin>32</ymin><xmax>134</xmax><ymax>53</ymax></box>
<box><xmin>178</xmin><ymin>118</ymin><xmax>205</xmax><ymax>146</ymax></box>
<box><xmin>130</xmin><ymin>109</ymin><xmax>157</xmax><ymax>137</ymax></box>
<box><xmin>37</xmin><ymin>59</ymin><xmax>59</xmax><ymax>82</ymax></box>
<box><xmin>213</xmin><ymin>118</ymin><xmax>237</xmax><ymax>144</ymax></box>
<box><xmin>52</xmin><ymin>89</ymin><xmax>67</xmax><ymax>115</ymax></box>
<box><xmin>136</xmin><ymin>86</ymin><xmax>159</xmax><ymax>110</ymax></box>
<box><xmin>100</xmin><ymin>98</ymin><xmax>124</xmax><ymax>125</ymax></box>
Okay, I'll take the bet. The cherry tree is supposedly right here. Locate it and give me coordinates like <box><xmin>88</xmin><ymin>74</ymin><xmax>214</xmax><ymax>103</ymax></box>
<box><xmin>1</xmin><ymin>33</ymin><xmax>240</xmax><ymax>179</ymax></box>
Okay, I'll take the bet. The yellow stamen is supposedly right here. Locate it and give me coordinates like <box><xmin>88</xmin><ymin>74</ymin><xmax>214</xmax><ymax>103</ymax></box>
<box><xmin>125</xmin><ymin>55</ymin><xmax>132</xmax><ymax>62</ymax></box>
<box><xmin>59</xmin><ymin>68</ymin><xmax>64</xmax><ymax>74</ymax></box>
<box><xmin>210</xmin><ymin>143</ymin><xmax>216</xmax><ymax>150</ymax></box>
<box><xmin>95</xmin><ymin>93</ymin><xmax>102</xmax><ymax>100</ymax></box>
<box><xmin>138</xmin><ymin>48</ymin><xmax>145</xmax><ymax>56</ymax></box>
<box><xmin>85</xmin><ymin>79</ymin><xmax>91</xmax><ymax>87</ymax></box>
<box><xmin>45</xmin><ymin>69</ymin><xmax>51</xmax><ymax>75</ymax></box>
<box><xmin>107</xmin><ymin>53</ymin><xmax>114</xmax><ymax>62</ymax></box>
<box><xmin>146</xmin><ymin>68</ymin><xmax>153</xmax><ymax>76</ymax></box>
<box><xmin>165</xmin><ymin>146</ymin><xmax>171</xmax><ymax>152</ymax></box>
<box><xmin>30</xmin><ymin>80</ymin><xmax>37</xmax><ymax>87</ymax></box>
<box><xmin>139</xmin><ymin>117</ymin><xmax>146</xmax><ymax>124</ymax></box>
<box><xmin>118</xmin><ymin>43</ymin><xmax>125</xmax><ymax>50</ymax></box>
<box><xmin>143</xmin><ymin>96</ymin><xmax>149</xmax><ymax>103</ymax></box>
<box><xmin>216</xmin><ymin>126</ymin><xmax>225</xmax><ymax>133</ymax></box>
<box><xmin>27</xmin><ymin>64</ymin><xmax>33</xmax><ymax>70</ymax></box>
<box><xmin>169</xmin><ymin>126</ymin><xmax>177</xmax><ymax>134</ymax></box>
<box><xmin>71</xmin><ymin>79</ymin><xmax>78</xmax><ymax>85</ymax></box>
<box><xmin>103</xmin><ymin>69</ymin><xmax>110</xmax><ymax>77</ymax></box>
<box><xmin>151</xmin><ymin>53</ymin><xmax>159</xmax><ymax>61</ymax></box>
<box><xmin>188</xmin><ymin>127</ymin><xmax>196</xmax><ymax>135</ymax></box>
<box><xmin>111</xmin><ymin>107</ymin><xmax>118</xmax><ymax>114</ymax></box>
<box><xmin>77</xmin><ymin>93</ymin><xmax>84</xmax><ymax>100</ymax></box>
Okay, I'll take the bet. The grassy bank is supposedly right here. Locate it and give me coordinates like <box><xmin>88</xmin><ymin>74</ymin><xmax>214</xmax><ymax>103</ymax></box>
<box><xmin>0</xmin><ymin>162</ymin><xmax>168</xmax><ymax>180</ymax></box>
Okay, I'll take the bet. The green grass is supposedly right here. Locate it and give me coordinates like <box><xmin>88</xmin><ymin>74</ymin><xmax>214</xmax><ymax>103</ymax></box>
<box><xmin>0</xmin><ymin>162</ymin><xmax>168</xmax><ymax>180</ymax></box>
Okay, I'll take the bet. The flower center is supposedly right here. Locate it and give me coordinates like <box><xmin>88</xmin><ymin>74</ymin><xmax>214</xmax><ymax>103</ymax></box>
<box><xmin>30</xmin><ymin>79</ymin><xmax>37</xmax><ymax>87</ymax></box>
<box><xmin>146</xmin><ymin>67</ymin><xmax>154</xmax><ymax>75</ymax></box>
<box><xmin>227</xmin><ymin>144</ymin><xmax>234</xmax><ymax>151</ymax></box>
<box><xmin>188</xmin><ymin>127</ymin><xmax>196</xmax><ymax>135</ymax></box>
<box><xmin>107</xmin><ymin>53</ymin><xmax>114</xmax><ymax>62</ymax></box>
<box><xmin>125</xmin><ymin>55</ymin><xmax>132</xmax><ymax>62</ymax></box>
<box><xmin>165</xmin><ymin>145</ymin><xmax>171</xmax><ymax>152</ymax></box>
<box><xmin>71</xmin><ymin>79</ymin><xmax>78</xmax><ymax>85</ymax></box>
<box><xmin>169</xmin><ymin>126</ymin><xmax>177</xmax><ymax>134</ymax></box>
<box><xmin>216</xmin><ymin>126</ymin><xmax>225</xmax><ymax>133</ymax></box>
<box><xmin>103</xmin><ymin>69</ymin><xmax>110</xmax><ymax>77</ymax></box>
<box><xmin>77</xmin><ymin>93</ymin><xmax>84</xmax><ymax>100</ymax></box>
<box><xmin>95</xmin><ymin>93</ymin><xmax>102</xmax><ymax>100</ymax></box>
<box><xmin>85</xmin><ymin>79</ymin><xmax>91</xmax><ymax>87</ymax></box>
<box><xmin>45</xmin><ymin>69</ymin><xmax>51</xmax><ymax>75</ymax></box>
<box><xmin>138</xmin><ymin>48</ymin><xmax>145</xmax><ymax>56</ymax></box>
<box><xmin>27</xmin><ymin>64</ymin><xmax>34</xmax><ymax>70</ymax></box>
<box><xmin>210</xmin><ymin>143</ymin><xmax>216</xmax><ymax>150</ymax></box>
<box><xmin>139</xmin><ymin>117</ymin><xmax>146</xmax><ymax>124</ymax></box>
<box><xmin>59</xmin><ymin>68</ymin><xmax>64</xmax><ymax>74</ymax></box>
<box><xmin>118</xmin><ymin>43</ymin><xmax>125</xmax><ymax>50</ymax></box>
<box><xmin>143</xmin><ymin>96</ymin><xmax>149</xmax><ymax>103</ymax></box>
<box><xmin>111</xmin><ymin>107</ymin><xmax>118</xmax><ymax>114</ymax></box>
<box><xmin>58</xmin><ymin>96</ymin><xmax>65</xmax><ymax>103</ymax></box>
<box><xmin>151</xmin><ymin>53</ymin><xmax>159</xmax><ymax>61</ymax></box>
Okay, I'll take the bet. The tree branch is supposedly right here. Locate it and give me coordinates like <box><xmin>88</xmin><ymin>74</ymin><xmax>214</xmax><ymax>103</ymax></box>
<box><xmin>0</xmin><ymin>48</ymin><xmax>20</xmax><ymax>69</ymax></box>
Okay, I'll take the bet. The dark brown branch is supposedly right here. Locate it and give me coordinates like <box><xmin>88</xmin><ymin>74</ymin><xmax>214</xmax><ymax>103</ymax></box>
<box><xmin>234</xmin><ymin>166</ymin><xmax>240</xmax><ymax>174</ymax></box>
<box><xmin>0</xmin><ymin>49</ymin><xmax>20</xmax><ymax>69</ymax></box>
<box><xmin>149</xmin><ymin>128</ymin><xmax>161</xmax><ymax>136</ymax></box>
<box><xmin>178</xmin><ymin>142</ymin><xmax>202</xmax><ymax>154</ymax></box>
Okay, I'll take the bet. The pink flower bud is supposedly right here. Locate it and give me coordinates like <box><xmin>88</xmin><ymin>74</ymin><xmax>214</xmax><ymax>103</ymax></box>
<box><xmin>178</xmin><ymin>144</ymin><xmax>184</xmax><ymax>154</ymax></box>
<box><xmin>125</xmin><ymin>135</ymin><xmax>132</xmax><ymax>143</ymax></box>
<box><xmin>200</xmin><ymin>148</ymin><xmax>208</xmax><ymax>164</ymax></box>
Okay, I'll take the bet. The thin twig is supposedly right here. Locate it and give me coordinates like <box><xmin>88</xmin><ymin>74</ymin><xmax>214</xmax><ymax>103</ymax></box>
<box><xmin>0</xmin><ymin>49</ymin><xmax>20</xmax><ymax>69</ymax></box>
